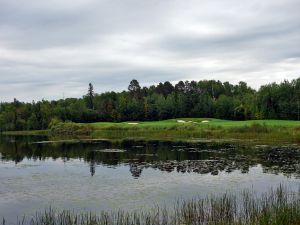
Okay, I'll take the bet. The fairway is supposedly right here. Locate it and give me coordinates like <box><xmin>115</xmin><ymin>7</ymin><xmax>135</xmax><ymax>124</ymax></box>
<box><xmin>90</xmin><ymin>118</ymin><xmax>300</xmax><ymax>129</ymax></box>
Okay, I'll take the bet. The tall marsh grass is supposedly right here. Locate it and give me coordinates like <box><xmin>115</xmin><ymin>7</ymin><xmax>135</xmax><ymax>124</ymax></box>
<box><xmin>5</xmin><ymin>185</ymin><xmax>300</xmax><ymax>225</ymax></box>
<box><xmin>229</xmin><ymin>123</ymin><xmax>270</xmax><ymax>133</ymax></box>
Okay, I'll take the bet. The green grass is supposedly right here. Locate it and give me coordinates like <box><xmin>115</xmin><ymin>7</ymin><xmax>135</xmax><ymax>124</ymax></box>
<box><xmin>86</xmin><ymin>118</ymin><xmax>300</xmax><ymax>143</ymax></box>
<box><xmin>3</xmin><ymin>118</ymin><xmax>300</xmax><ymax>143</ymax></box>
<box><xmin>7</xmin><ymin>185</ymin><xmax>300</xmax><ymax>225</ymax></box>
<box><xmin>90</xmin><ymin>118</ymin><xmax>300</xmax><ymax>129</ymax></box>
<box><xmin>2</xmin><ymin>130</ymin><xmax>48</xmax><ymax>136</ymax></box>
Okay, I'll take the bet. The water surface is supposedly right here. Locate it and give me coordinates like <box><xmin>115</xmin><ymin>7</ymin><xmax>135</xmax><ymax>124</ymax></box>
<box><xmin>0</xmin><ymin>136</ymin><xmax>300</xmax><ymax>223</ymax></box>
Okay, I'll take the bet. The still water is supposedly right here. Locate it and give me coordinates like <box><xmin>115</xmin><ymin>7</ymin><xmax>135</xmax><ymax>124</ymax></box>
<box><xmin>0</xmin><ymin>136</ymin><xmax>300</xmax><ymax>223</ymax></box>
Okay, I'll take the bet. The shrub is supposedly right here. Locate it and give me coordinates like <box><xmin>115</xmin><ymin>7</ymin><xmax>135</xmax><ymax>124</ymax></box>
<box><xmin>50</xmin><ymin>122</ymin><xmax>93</xmax><ymax>136</ymax></box>
<box><xmin>48</xmin><ymin>117</ymin><xmax>62</xmax><ymax>129</ymax></box>
<box><xmin>231</xmin><ymin>123</ymin><xmax>270</xmax><ymax>133</ymax></box>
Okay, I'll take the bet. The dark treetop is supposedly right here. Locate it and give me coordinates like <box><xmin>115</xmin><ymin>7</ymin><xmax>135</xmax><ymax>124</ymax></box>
<box><xmin>0</xmin><ymin>78</ymin><xmax>300</xmax><ymax>131</ymax></box>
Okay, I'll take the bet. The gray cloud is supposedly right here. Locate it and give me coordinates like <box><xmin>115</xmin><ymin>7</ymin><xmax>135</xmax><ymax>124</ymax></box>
<box><xmin>0</xmin><ymin>0</ymin><xmax>299</xmax><ymax>101</ymax></box>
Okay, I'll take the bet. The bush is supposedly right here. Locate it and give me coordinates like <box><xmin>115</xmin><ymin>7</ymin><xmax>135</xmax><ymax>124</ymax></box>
<box><xmin>231</xmin><ymin>123</ymin><xmax>270</xmax><ymax>133</ymax></box>
<box><xmin>48</xmin><ymin>117</ymin><xmax>62</xmax><ymax>129</ymax></box>
<box><xmin>50</xmin><ymin>122</ymin><xmax>93</xmax><ymax>136</ymax></box>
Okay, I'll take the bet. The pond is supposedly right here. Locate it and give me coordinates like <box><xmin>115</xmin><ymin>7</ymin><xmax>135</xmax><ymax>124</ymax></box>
<box><xmin>0</xmin><ymin>135</ymin><xmax>300</xmax><ymax>223</ymax></box>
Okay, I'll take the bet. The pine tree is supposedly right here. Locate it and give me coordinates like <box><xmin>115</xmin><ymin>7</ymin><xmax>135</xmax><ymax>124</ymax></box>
<box><xmin>87</xmin><ymin>83</ymin><xmax>94</xmax><ymax>109</ymax></box>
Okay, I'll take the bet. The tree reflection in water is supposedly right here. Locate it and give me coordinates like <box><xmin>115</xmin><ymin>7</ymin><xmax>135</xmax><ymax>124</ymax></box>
<box><xmin>0</xmin><ymin>136</ymin><xmax>300</xmax><ymax>178</ymax></box>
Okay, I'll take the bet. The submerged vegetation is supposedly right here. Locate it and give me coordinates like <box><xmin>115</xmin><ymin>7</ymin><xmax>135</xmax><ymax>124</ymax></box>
<box><xmin>6</xmin><ymin>186</ymin><xmax>300</xmax><ymax>225</ymax></box>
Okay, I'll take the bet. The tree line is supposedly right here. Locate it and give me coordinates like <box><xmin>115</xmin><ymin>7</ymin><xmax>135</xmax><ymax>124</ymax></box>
<box><xmin>0</xmin><ymin>78</ymin><xmax>300</xmax><ymax>131</ymax></box>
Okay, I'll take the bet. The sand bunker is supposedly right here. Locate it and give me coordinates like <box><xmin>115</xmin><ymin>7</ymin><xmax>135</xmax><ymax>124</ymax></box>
<box><xmin>127</xmin><ymin>122</ymin><xmax>139</xmax><ymax>125</ymax></box>
<box><xmin>177</xmin><ymin>120</ymin><xmax>193</xmax><ymax>123</ymax></box>
<box><xmin>95</xmin><ymin>149</ymin><xmax>127</xmax><ymax>153</ymax></box>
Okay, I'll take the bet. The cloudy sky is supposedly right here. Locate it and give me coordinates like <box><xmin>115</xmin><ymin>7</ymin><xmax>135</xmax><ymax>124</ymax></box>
<box><xmin>0</xmin><ymin>0</ymin><xmax>299</xmax><ymax>101</ymax></box>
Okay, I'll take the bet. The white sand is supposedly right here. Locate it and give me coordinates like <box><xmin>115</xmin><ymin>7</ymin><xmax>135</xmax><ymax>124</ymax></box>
<box><xmin>128</xmin><ymin>122</ymin><xmax>139</xmax><ymax>125</ymax></box>
<box><xmin>201</xmin><ymin>120</ymin><xmax>209</xmax><ymax>123</ymax></box>
<box><xmin>177</xmin><ymin>120</ymin><xmax>195</xmax><ymax>123</ymax></box>
<box><xmin>95</xmin><ymin>149</ymin><xmax>127</xmax><ymax>153</ymax></box>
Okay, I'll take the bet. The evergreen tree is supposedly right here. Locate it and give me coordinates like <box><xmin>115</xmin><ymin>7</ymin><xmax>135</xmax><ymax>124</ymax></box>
<box><xmin>86</xmin><ymin>83</ymin><xmax>95</xmax><ymax>109</ymax></box>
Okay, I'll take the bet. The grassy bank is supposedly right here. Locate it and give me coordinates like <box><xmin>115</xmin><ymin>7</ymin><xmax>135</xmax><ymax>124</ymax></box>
<box><xmin>3</xmin><ymin>118</ymin><xmax>300</xmax><ymax>143</ymax></box>
<box><xmin>2</xmin><ymin>130</ymin><xmax>48</xmax><ymax>136</ymax></box>
<box><xmin>7</xmin><ymin>185</ymin><xmax>300</xmax><ymax>225</ymax></box>
<box><xmin>90</xmin><ymin>118</ymin><xmax>300</xmax><ymax>129</ymax></box>
<box><xmin>88</xmin><ymin>118</ymin><xmax>300</xmax><ymax>143</ymax></box>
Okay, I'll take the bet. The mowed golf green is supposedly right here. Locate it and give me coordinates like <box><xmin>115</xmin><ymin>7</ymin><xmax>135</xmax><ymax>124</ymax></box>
<box><xmin>90</xmin><ymin>118</ymin><xmax>300</xmax><ymax>129</ymax></box>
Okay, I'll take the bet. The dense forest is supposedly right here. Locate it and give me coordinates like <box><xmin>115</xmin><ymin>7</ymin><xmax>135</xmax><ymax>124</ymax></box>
<box><xmin>0</xmin><ymin>78</ymin><xmax>300</xmax><ymax>131</ymax></box>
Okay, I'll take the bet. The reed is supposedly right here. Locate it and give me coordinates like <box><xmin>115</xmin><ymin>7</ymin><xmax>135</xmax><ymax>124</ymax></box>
<box><xmin>5</xmin><ymin>185</ymin><xmax>300</xmax><ymax>225</ymax></box>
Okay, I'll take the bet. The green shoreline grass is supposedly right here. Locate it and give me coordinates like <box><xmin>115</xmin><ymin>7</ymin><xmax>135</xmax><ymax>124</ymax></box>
<box><xmin>90</xmin><ymin>118</ymin><xmax>300</xmax><ymax>128</ymax></box>
<box><xmin>3</xmin><ymin>118</ymin><xmax>300</xmax><ymax>143</ymax></box>
<box><xmin>6</xmin><ymin>185</ymin><xmax>300</xmax><ymax>225</ymax></box>
<box><xmin>88</xmin><ymin>118</ymin><xmax>300</xmax><ymax>143</ymax></box>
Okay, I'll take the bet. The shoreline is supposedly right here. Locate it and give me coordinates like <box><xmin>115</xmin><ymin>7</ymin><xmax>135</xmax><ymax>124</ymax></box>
<box><xmin>2</xmin><ymin>118</ymin><xmax>300</xmax><ymax>144</ymax></box>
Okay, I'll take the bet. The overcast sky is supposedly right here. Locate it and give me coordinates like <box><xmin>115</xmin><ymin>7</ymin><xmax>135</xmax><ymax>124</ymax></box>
<box><xmin>0</xmin><ymin>0</ymin><xmax>299</xmax><ymax>101</ymax></box>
